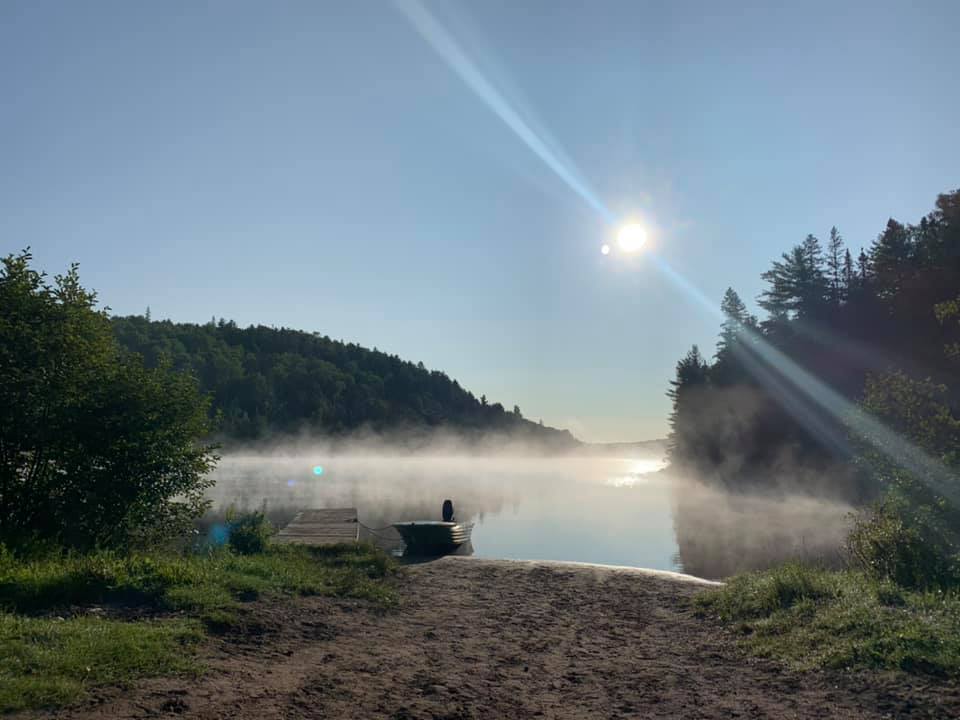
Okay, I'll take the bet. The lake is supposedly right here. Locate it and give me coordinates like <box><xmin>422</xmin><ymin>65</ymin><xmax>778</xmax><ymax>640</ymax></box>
<box><xmin>206</xmin><ymin>450</ymin><xmax>852</xmax><ymax>580</ymax></box>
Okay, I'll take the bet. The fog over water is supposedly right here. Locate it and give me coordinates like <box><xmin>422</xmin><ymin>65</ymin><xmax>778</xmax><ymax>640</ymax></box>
<box><xmin>206</xmin><ymin>443</ymin><xmax>854</xmax><ymax>580</ymax></box>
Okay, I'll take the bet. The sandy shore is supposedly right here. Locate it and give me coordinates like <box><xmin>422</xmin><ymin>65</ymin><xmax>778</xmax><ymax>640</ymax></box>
<box><xmin>50</xmin><ymin>557</ymin><xmax>959</xmax><ymax>719</ymax></box>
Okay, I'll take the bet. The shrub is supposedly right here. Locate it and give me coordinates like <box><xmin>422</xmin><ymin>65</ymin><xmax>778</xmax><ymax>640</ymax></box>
<box><xmin>848</xmin><ymin>487</ymin><xmax>960</xmax><ymax>590</ymax></box>
<box><xmin>0</xmin><ymin>250</ymin><xmax>218</xmax><ymax>551</ymax></box>
<box><xmin>226</xmin><ymin>509</ymin><xmax>274</xmax><ymax>555</ymax></box>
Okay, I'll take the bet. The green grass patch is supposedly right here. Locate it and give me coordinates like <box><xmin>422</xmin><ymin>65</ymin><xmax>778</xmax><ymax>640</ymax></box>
<box><xmin>0</xmin><ymin>542</ymin><xmax>395</xmax><ymax>711</ymax></box>
<box><xmin>697</xmin><ymin>563</ymin><xmax>960</xmax><ymax>677</ymax></box>
<box><xmin>0</xmin><ymin>613</ymin><xmax>203</xmax><ymax>713</ymax></box>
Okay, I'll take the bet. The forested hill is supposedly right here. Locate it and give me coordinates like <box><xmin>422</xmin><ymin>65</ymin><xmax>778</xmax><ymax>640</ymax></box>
<box><xmin>667</xmin><ymin>188</ymin><xmax>960</xmax><ymax>501</ymax></box>
<box><xmin>111</xmin><ymin>316</ymin><xmax>578</xmax><ymax>449</ymax></box>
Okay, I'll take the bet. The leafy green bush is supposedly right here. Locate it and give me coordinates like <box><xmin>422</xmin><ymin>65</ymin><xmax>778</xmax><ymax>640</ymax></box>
<box><xmin>850</xmin><ymin>366</ymin><xmax>960</xmax><ymax>590</ymax></box>
<box><xmin>848</xmin><ymin>486</ymin><xmax>960</xmax><ymax>590</ymax></box>
<box><xmin>226</xmin><ymin>509</ymin><xmax>274</xmax><ymax>555</ymax></box>
<box><xmin>0</xmin><ymin>250</ymin><xmax>218</xmax><ymax>551</ymax></box>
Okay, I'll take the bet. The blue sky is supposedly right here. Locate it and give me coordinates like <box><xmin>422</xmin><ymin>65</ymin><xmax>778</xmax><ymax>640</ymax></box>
<box><xmin>2</xmin><ymin>1</ymin><xmax>957</xmax><ymax>441</ymax></box>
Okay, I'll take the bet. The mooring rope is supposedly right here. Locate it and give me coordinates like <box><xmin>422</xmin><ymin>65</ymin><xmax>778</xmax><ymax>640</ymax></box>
<box><xmin>357</xmin><ymin>521</ymin><xmax>399</xmax><ymax>540</ymax></box>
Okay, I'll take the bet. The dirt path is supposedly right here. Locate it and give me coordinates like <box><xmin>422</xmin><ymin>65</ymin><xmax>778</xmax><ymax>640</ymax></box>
<box><xmin>48</xmin><ymin>558</ymin><xmax>960</xmax><ymax>719</ymax></box>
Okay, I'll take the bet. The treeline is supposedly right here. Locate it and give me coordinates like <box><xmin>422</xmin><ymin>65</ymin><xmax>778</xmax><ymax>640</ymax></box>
<box><xmin>668</xmin><ymin>189</ymin><xmax>960</xmax><ymax>502</ymax></box>
<box><xmin>112</xmin><ymin>316</ymin><xmax>577</xmax><ymax>449</ymax></box>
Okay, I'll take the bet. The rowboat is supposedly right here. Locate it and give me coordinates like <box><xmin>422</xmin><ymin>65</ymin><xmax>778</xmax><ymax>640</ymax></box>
<box><xmin>392</xmin><ymin>521</ymin><xmax>473</xmax><ymax>554</ymax></box>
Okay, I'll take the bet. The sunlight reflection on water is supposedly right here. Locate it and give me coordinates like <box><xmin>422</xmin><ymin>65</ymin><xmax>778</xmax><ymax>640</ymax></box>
<box><xmin>604</xmin><ymin>458</ymin><xmax>669</xmax><ymax>487</ymax></box>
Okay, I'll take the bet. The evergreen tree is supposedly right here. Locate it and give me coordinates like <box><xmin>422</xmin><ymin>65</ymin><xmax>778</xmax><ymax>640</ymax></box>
<box><xmin>843</xmin><ymin>248</ymin><xmax>855</xmax><ymax>293</ymax></box>
<box><xmin>827</xmin><ymin>227</ymin><xmax>845</xmax><ymax>305</ymax></box>
<box><xmin>667</xmin><ymin>188</ymin><xmax>960</xmax><ymax>507</ymax></box>
<box><xmin>713</xmin><ymin>288</ymin><xmax>756</xmax><ymax>386</ymax></box>
<box><xmin>856</xmin><ymin>249</ymin><xmax>870</xmax><ymax>281</ymax></box>
<box><xmin>759</xmin><ymin>235</ymin><xmax>828</xmax><ymax>318</ymax></box>
<box><xmin>870</xmin><ymin>219</ymin><xmax>912</xmax><ymax>299</ymax></box>
<box><xmin>666</xmin><ymin>345</ymin><xmax>710</xmax><ymax>462</ymax></box>
<box><xmin>718</xmin><ymin>288</ymin><xmax>750</xmax><ymax>351</ymax></box>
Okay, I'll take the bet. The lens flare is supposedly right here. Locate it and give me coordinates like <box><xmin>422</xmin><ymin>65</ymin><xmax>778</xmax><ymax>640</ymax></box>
<box><xmin>209</xmin><ymin>524</ymin><xmax>229</xmax><ymax>546</ymax></box>
<box><xmin>393</xmin><ymin>0</ymin><xmax>615</xmax><ymax>225</ymax></box>
<box><xmin>313</xmin><ymin>465</ymin><xmax>325</xmax><ymax>476</ymax></box>
<box><xmin>617</xmin><ymin>224</ymin><xmax>648</xmax><ymax>253</ymax></box>
<box><xmin>395</xmin><ymin>0</ymin><xmax>951</xmax><ymax>506</ymax></box>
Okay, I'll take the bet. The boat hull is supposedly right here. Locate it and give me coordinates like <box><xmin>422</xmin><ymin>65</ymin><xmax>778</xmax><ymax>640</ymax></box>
<box><xmin>392</xmin><ymin>521</ymin><xmax>473</xmax><ymax>554</ymax></box>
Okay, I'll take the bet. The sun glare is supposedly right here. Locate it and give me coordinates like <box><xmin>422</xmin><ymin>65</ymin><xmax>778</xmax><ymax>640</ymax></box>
<box><xmin>617</xmin><ymin>223</ymin><xmax>648</xmax><ymax>253</ymax></box>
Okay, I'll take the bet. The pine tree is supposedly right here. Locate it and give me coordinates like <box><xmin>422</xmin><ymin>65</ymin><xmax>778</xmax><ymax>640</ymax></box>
<box><xmin>870</xmin><ymin>219</ymin><xmax>912</xmax><ymax>299</ymax></box>
<box><xmin>666</xmin><ymin>345</ymin><xmax>710</xmax><ymax>462</ymax></box>
<box><xmin>713</xmin><ymin>288</ymin><xmax>755</xmax><ymax>385</ymax></box>
<box><xmin>717</xmin><ymin>288</ymin><xmax>752</xmax><ymax>355</ymax></box>
<box><xmin>857</xmin><ymin>249</ymin><xmax>870</xmax><ymax>282</ymax></box>
<box><xmin>826</xmin><ymin>227</ymin><xmax>845</xmax><ymax>305</ymax></box>
<box><xmin>759</xmin><ymin>235</ymin><xmax>828</xmax><ymax>318</ymax></box>
<box><xmin>843</xmin><ymin>248</ymin><xmax>854</xmax><ymax>293</ymax></box>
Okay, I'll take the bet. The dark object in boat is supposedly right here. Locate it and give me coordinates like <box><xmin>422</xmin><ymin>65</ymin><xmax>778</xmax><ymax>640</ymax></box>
<box><xmin>392</xmin><ymin>520</ymin><xmax>473</xmax><ymax>555</ymax></box>
<box><xmin>442</xmin><ymin>499</ymin><xmax>455</xmax><ymax>522</ymax></box>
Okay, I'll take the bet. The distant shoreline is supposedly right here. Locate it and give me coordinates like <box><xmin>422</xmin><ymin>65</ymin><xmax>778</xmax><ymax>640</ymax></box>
<box><xmin>212</xmin><ymin>435</ymin><xmax>669</xmax><ymax>458</ymax></box>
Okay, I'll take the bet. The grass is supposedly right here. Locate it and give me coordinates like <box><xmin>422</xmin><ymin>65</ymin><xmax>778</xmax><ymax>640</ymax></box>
<box><xmin>696</xmin><ymin>563</ymin><xmax>960</xmax><ymax>677</ymax></box>
<box><xmin>0</xmin><ymin>614</ymin><xmax>203</xmax><ymax>712</ymax></box>
<box><xmin>0</xmin><ymin>542</ymin><xmax>395</xmax><ymax>712</ymax></box>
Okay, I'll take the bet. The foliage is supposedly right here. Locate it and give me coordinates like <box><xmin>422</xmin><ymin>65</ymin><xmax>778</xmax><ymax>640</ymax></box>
<box><xmin>848</xmin><ymin>489</ymin><xmax>960</xmax><ymax>590</ymax></box>
<box><xmin>0</xmin><ymin>251</ymin><xmax>218</xmax><ymax>550</ymax></box>
<box><xmin>683</xmin><ymin>189</ymin><xmax>960</xmax><ymax>676</ymax></box>
<box><xmin>758</xmin><ymin>234</ymin><xmax>829</xmax><ymax>319</ymax></box>
<box><xmin>0</xmin><ymin>543</ymin><xmax>395</xmax><ymax>711</ymax></box>
<box><xmin>697</xmin><ymin>565</ymin><xmax>960</xmax><ymax>677</ymax></box>
<box><xmin>225</xmin><ymin>508</ymin><xmax>274</xmax><ymax>555</ymax></box>
<box><xmin>110</xmin><ymin>314</ymin><xmax>577</xmax><ymax>449</ymax></box>
<box><xmin>847</xmin><ymin>359</ymin><xmax>960</xmax><ymax>589</ymax></box>
<box><xmin>667</xmin><ymin>188</ymin><xmax>960</xmax><ymax>501</ymax></box>
<box><xmin>665</xmin><ymin>345</ymin><xmax>709</xmax><ymax>463</ymax></box>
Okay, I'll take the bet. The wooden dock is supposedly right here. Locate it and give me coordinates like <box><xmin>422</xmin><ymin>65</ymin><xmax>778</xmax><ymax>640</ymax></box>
<box><xmin>275</xmin><ymin>508</ymin><xmax>359</xmax><ymax>546</ymax></box>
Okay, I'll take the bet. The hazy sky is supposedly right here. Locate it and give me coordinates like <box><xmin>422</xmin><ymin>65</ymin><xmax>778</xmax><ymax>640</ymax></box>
<box><xmin>2</xmin><ymin>1</ymin><xmax>957</xmax><ymax>442</ymax></box>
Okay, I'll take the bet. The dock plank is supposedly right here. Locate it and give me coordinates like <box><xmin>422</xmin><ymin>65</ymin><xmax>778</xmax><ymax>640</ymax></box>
<box><xmin>275</xmin><ymin>507</ymin><xmax>359</xmax><ymax>546</ymax></box>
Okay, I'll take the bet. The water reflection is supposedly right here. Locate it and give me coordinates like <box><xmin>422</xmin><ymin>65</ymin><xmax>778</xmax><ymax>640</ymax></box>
<box><xmin>670</xmin><ymin>476</ymin><xmax>852</xmax><ymax>579</ymax></box>
<box><xmin>203</xmin><ymin>453</ymin><xmax>852</xmax><ymax>579</ymax></box>
<box><xmin>604</xmin><ymin>458</ymin><xmax>669</xmax><ymax>487</ymax></box>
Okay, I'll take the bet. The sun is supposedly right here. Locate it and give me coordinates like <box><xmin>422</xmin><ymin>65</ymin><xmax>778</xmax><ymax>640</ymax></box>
<box><xmin>617</xmin><ymin>223</ymin><xmax>648</xmax><ymax>253</ymax></box>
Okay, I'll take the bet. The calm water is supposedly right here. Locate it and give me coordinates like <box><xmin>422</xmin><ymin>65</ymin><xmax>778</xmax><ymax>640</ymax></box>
<box><xmin>206</xmin><ymin>452</ymin><xmax>851</xmax><ymax>579</ymax></box>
